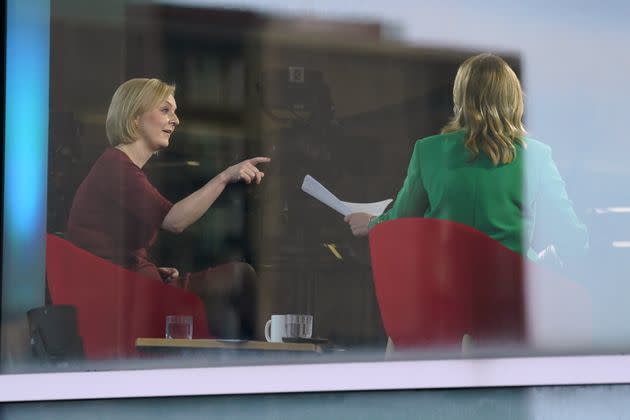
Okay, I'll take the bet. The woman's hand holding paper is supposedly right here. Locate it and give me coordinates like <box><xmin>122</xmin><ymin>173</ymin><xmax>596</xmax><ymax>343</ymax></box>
<box><xmin>344</xmin><ymin>212</ymin><xmax>374</xmax><ymax>237</ymax></box>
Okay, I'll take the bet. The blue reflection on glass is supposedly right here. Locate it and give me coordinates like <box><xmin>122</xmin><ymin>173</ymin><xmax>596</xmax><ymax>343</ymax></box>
<box><xmin>2</xmin><ymin>0</ymin><xmax>50</xmax><ymax>317</ymax></box>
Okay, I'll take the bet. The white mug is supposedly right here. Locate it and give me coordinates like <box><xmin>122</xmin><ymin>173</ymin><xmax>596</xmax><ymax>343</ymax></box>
<box><xmin>265</xmin><ymin>315</ymin><xmax>287</xmax><ymax>343</ymax></box>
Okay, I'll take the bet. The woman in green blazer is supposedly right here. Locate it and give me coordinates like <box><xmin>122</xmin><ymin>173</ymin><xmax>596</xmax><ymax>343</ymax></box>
<box><xmin>345</xmin><ymin>53</ymin><xmax>588</xmax><ymax>259</ymax></box>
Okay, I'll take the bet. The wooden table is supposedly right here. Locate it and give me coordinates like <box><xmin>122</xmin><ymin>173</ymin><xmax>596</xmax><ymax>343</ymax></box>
<box><xmin>136</xmin><ymin>338</ymin><xmax>323</xmax><ymax>354</ymax></box>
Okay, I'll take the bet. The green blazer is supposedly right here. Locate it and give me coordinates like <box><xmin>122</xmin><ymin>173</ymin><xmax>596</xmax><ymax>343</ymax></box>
<box><xmin>369</xmin><ymin>130</ymin><xmax>588</xmax><ymax>257</ymax></box>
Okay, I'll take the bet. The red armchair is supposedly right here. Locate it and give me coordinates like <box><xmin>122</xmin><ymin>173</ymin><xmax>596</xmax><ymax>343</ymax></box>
<box><xmin>369</xmin><ymin>218</ymin><xmax>591</xmax><ymax>350</ymax></box>
<box><xmin>46</xmin><ymin>234</ymin><xmax>210</xmax><ymax>359</ymax></box>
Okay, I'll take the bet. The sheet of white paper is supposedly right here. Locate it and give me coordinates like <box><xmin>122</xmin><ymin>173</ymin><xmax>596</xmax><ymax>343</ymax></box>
<box><xmin>301</xmin><ymin>175</ymin><xmax>350</xmax><ymax>215</ymax></box>
<box><xmin>341</xmin><ymin>200</ymin><xmax>393</xmax><ymax>216</ymax></box>
<box><xmin>301</xmin><ymin>175</ymin><xmax>393</xmax><ymax>217</ymax></box>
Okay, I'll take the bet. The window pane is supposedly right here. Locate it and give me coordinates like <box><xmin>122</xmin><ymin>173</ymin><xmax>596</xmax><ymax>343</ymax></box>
<box><xmin>2</xmin><ymin>0</ymin><xmax>630</xmax><ymax>378</ymax></box>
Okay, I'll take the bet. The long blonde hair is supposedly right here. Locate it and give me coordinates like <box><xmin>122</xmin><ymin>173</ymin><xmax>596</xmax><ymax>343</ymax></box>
<box><xmin>442</xmin><ymin>53</ymin><xmax>526</xmax><ymax>165</ymax></box>
<box><xmin>106</xmin><ymin>78</ymin><xmax>175</xmax><ymax>146</ymax></box>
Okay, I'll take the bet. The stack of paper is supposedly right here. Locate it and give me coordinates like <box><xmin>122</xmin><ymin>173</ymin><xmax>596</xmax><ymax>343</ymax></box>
<box><xmin>301</xmin><ymin>175</ymin><xmax>392</xmax><ymax>217</ymax></box>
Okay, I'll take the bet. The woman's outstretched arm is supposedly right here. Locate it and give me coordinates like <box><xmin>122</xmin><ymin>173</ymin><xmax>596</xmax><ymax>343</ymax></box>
<box><xmin>162</xmin><ymin>157</ymin><xmax>270</xmax><ymax>233</ymax></box>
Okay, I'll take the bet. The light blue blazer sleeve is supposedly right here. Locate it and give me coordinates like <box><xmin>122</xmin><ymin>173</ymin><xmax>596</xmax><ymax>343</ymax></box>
<box><xmin>527</xmin><ymin>141</ymin><xmax>589</xmax><ymax>258</ymax></box>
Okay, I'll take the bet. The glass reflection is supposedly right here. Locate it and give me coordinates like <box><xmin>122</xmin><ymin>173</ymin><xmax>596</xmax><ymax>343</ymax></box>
<box><xmin>2</xmin><ymin>0</ymin><xmax>630</xmax><ymax>373</ymax></box>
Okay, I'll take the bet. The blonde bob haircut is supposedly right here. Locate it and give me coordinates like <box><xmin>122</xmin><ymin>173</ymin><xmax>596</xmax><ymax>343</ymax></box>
<box><xmin>105</xmin><ymin>78</ymin><xmax>175</xmax><ymax>146</ymax></box>
<box><xmin>442</xmin><ymin>53</ymin><xmax>526</xmax><ymax>166</ymax></box>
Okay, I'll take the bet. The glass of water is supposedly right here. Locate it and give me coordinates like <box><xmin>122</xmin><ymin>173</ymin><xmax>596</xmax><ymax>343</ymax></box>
<box><xmin>165</xmin><ymin>315</ymin><xmax>193</xmax><ymax>339</ymax></box>
<box><xmin>284</xmin><ymin>314</ymin><xmax>313</xmax><ymax>339</ymax></box>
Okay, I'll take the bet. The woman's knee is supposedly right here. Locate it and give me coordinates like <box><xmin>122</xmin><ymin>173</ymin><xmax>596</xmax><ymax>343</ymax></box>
<box><xmin>231</xmin><ymin>262</ymin><xmax>258</xmax><ymax>298</ymax></box>
<box><xmin>207</xmin><ymin>262</ymin><xmax>257</xmax><ymax>296</ymax></box>
<box><xmin>233</xmin><ymin>262</ymin><xmax>257</xmax><ymax>282</ymax></box>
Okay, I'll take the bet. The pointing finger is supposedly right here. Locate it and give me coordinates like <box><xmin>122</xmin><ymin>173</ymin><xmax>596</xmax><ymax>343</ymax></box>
<box><xmin>248</xmin><ymin>157</ymin><xmax>271</xmax><ymax>166</ymax></box>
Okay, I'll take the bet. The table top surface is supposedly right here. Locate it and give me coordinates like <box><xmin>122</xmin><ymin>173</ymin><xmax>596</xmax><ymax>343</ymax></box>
<box><xmin>136</xmin><ymin>338</ymin><xmax>322</xmax><ymax>352</ymax></box>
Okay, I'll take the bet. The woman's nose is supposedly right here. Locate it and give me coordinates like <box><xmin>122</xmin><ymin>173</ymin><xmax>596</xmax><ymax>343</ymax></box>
<box><xmin>171</xmin><ymin>115</ymin><xmax>180</xmax><ymax>126</ymax></box>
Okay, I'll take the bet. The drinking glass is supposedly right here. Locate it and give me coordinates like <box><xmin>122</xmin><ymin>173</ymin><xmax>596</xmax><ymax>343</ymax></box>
<box><xmin>284</xmin><ymin>314</ymin><xmax>313</xmax><ymax>339</ymax></box>
<box><xmin>165</xmin><ymin>315</ymin><xmax>193</xmax><ymax>339</ymax></box>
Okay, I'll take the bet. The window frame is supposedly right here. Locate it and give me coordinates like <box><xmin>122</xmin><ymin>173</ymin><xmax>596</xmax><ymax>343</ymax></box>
<box><xmin>2</xmin><ymin>355</ymin><xmax>630</xmax><ymax>402</ymax></box>
<box><xmin>2</xmin><ymin>0</ymin><xmax>630</xmax><ymax>404</ymax></box>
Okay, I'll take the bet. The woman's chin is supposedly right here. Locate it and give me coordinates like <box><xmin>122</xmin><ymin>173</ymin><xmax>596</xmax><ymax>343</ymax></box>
<box><xmin>153</xmin><ymin>139</ymin><xmax>170</xmax><ymax>150</ymax></box>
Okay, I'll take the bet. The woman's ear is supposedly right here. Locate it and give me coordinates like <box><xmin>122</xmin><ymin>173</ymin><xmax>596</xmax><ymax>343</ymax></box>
<box><xmin>134</xmin><ymin>115</ymin><xmax>145</xmax><ymax>132</ymax></box>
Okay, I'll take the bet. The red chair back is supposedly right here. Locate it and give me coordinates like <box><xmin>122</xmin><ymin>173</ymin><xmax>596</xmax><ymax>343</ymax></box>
<box><xmin>46</xmin><ymin>234</ymin><xmax>210</xmax><ymax>359</ymax></box>
<box><xmin>369</xmin><ymin>218</ymin><xmax>526</xmax><ymax>348</ymax></box>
